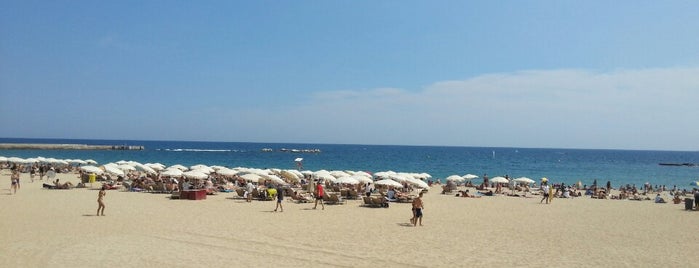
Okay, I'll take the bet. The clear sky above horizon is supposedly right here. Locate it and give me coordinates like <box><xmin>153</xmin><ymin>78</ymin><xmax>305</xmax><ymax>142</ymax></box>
<box><xmin>1</xmin><ymin>1</ymin><xmax>698</xmax><ymax>150</ymax></box>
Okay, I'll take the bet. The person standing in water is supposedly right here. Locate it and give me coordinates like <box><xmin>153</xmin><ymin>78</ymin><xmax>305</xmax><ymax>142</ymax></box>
<box><xmin>97</xmin><ymin>185</ymin><xmax>106</xmax><ymax>216</ymax></box>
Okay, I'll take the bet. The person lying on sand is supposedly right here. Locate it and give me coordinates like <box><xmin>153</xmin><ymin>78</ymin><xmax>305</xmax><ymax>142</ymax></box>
<box><xmin>478</xmin><ymin>190</ymin><xmax>494</xmax><ymax>196</ymax></box>
<box><xmin>654</xmin><ymin>194</ymin><xmax>666</xmax><ymax>203</ymax></box>
<box><xmin>292</xmin><ymin>191</ymin><xmax>310</xmax><ymax>203</ymax></box>
<box><xmin>458</xmin><ymin>190</ymin><xmax>481</xmax><ymax>198</ymax></box>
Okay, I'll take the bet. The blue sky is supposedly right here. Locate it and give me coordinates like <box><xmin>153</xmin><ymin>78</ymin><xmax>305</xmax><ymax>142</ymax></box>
<box><xmin>1</xmin><ymin>1</ymin><xmax>698</xmax><ymax>150</ymax></box>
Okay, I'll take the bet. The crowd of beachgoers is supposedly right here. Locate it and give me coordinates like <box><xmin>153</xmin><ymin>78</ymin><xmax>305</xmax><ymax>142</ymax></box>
<box><xmin>2</xmin><ymin>156</ymin><xmax>698</xmax><ymax>209</ymax></box>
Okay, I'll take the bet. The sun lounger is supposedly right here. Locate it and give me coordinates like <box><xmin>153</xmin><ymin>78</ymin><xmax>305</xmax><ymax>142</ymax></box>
<box><xmin>328</xmin><ymin>193</ymin><xmax>345</xmax><ymax>205</ymax></box>
<box><xmin>291</xmin><ymin>193</ymin><xmax>310</xmax><ymax>203</ymax></box>
<box><xmin>371</xmin><ymin>196</ymin><xmax>389</xmax><ymax>208</ymax></box>
<box><xmin>234</xmin><ymin>188</ymin><xmax>246</xmax><ymax>199</ymax></box>
<box><xmin>322</xmin><ymin>194</ymin><xmax>332</xmax><ymax>204</ymax></box>
<box><xmin>362</xmin><ymin>196</ymin><xmax>382</xmax><ymax>208</ymax></box>
<box><xmin>347</xmin><ymin>189</ymin><xmax>359</xmax><ymax>199</ymax></box>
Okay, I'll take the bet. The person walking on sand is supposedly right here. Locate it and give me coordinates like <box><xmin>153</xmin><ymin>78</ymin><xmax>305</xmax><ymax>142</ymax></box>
<box><xmin>97</xmin><ymin>185</ymin><xmax>106</xmax><ymax>216</ymax></box>
<box><xmin>411</xmin><ymin>192</ymin><xmax>424</xmax><ymax>226</ymax></box>
<box><xmin>313</xmin><ymin>180</ymin><xmax>325</xmax><ymax>210</ymax></box>
<box><xmin>274</xmin><ymin>184</ymin><xmax>284</xmax><ymax>212</ymax></box>
<box><xmin>10</xmin><ymin>170</ymin><xmax>19</xmax><ymax>194</ymax></box>
<box><xmin>540</xmin><ymin>181</ymin><xmax>550</xmax><ymax>204</ymax></box>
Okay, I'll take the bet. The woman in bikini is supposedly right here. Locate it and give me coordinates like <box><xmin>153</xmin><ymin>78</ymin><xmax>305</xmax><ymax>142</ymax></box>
<box><xmin>97</xmin><ymin>185</ymin><xmax>106</xmax><ymax>216</ymax></box>
<box><xmin>10</xmin><ymin>170</ymin><xmax>19</xmax><ymax>194</ymax></box>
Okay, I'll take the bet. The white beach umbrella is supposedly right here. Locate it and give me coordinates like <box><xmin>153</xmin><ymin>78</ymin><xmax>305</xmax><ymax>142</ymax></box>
<box><xmin>7</xmin><ymin>157</ymin><xmax>24</xmax><ymax>163</ymax></box>
<box><xmin>352</xmin><ymin>175</ymin><xmax>373</xmax><ymax>184</ymax></box>
<box><xmin>103</xmin><ymin>165</ymin><xmax>125</xmax><ymax>176</ymax></box>
<box><xmin>375</xmin><ymin>179</ymin><xmax>403</xmax><ymax>188</ymax></box>
<box><xmin>161</xmin><ymin>168</ymin><xmax>184</xmax><ymax>177</ymax></box>
<box><xmin>132</xmin><ymin>163</ymin><xmax>157</xmax><ymax>174</ymax></box>
<box><xmin>216</xmin><ymin>168</ymin><xmax>238</xmax><ymax>177</ymax></box>
<box><xmin>352</xmin><ymin>171</ymin><xmax>373</xmax><ymax>178</ymax></box>
<box><xmin>190</xmin><ymin>164</ymin><xmax>212</xmax><ymax>172</ymax></box>
<box><xmin>145</xmin><ymin>163</ymin><xmax>166</xmax><ymax>171</ymax></box>
<box><xmin>335</xmin><ymin>176</ymin><xmax>360</xmax><ymax>185</ymax></box>
<box><xmin>405</xmin><ymin>177</ymin><xmax>429</xmax><ymax>189</ymax></box>
<box><xmin>389</xmin><ymin>174</ymin><xmax>409</xmax><ymax>182</ymax></box>
<box><xmin>80</xmin><ymin>165</ymin><xmax>104</xmax><ymax>175</ymax></box>
<box><xmin>263</xmin><ymin>174</ymin><xmax>287</xmax><ymax>185</ymax></box>
<box><xmin>0</xmin><ymin>156</ymin><xmax>7</xmax><ymax>162</ymax></box>
<box><xmin>85</xmin><ymin>159</ymin><xmax>98</xmax><ymax>165</ymax></box>
<box><xmin>418</xmin><ymin>173</ymin><xmax>432</xmax><ymax>180</ymax></box>
<box><xmin>69</xmin><ymin>159</ymin><xmax>88</xmax><ymax>166</ymax></box>
<box><xmin>373</xmin><ymin>171</ymin><xmax>395</xmax><ymax>179</ymax></box>
<box><xmin>183</xmin><ymin>170</ymin><xmax>208</xmax><ymax>179</ymax></box>
<box><xmin>288</xmin><ymin>169</ymin><xmax>304</xmax><ymax>178</ymax></box>
<box><xmin>446</xmin><ymin>175</ymin><xmax>466</xmax><ymax>182</ymax></box>
<box><xmin>169</xmin><ymin>164</ymin><xmax>189</xmax><ymax>171</ymax></box>
<box><xmin>463</xmin><ymin>174</ymin><xmax>479</xmax><ymax>180</ymax></box>
<box><xmin>513</xmin><ymin>177</ymin><xmax>535</xmax><ymax>184</ymax></box>
<box><xmin>240</xmin><ymin>173</ymin><xmax>261</xmax><ymax>183</ymax></box>
<box><xmin>117</xmin><ymin>164</ymin><xmax>137</xmax><ymax>171</ymax></box>
<box><xmin>191</xmin><ymin>168</ymin><xmax>213</xmax><ymax>175</ymax></box>
<box><xmin>490</xmin><ymin>176</ymin><xmax>509</xmax><ymax>184</ymax></box>
<box><xmin>330</xmin><ymin>170</ymin><xmax>350</xmax><ymax>178</ymax></box>
<box><xmin>313</xmin><ymin>170</ymin><xmax>335</xmax><ymax>181</ymax></box>
<box><xmin>280</xmin><ymin>170</ymin><xmax>300</xmax><ymax>181</ymax></box>
<box><xmin>210</xmin><ymin>165</ymin><xmax>228</xmax><ymax>171</ymax></box>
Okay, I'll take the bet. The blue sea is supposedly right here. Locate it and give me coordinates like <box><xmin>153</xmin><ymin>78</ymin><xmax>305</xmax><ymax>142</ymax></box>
<box><xmin>1</xmin><ymin>138</ymin><xmax>698</xmax><ymax>189</ymax></box>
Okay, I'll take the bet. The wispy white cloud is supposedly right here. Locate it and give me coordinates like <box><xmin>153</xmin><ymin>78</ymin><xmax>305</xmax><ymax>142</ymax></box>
<box><xmin>233</xmin><ymin>67</ymin><xmax>699</xmax><ymax>150</ymax></box>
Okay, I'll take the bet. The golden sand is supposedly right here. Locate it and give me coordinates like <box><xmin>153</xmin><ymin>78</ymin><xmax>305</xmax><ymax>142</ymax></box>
<box><xmin>0</xmin><ymin>171</ymin><xmax>697</xmax><ymax>267</ymax></box>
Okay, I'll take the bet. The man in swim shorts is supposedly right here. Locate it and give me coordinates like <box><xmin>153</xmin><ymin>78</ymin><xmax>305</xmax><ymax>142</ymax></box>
<box><xmin>274</xmin><ymin>184</ymin><xmax>284</xmax><ymax>212</ymax></box>
<box><xmin>313</xmin><ymin>180</ymin><xmax>325</xmax><ymax>210</ymax></box>
<box><xmin>411</xmin><ymin>192</ymin><xmax>424</xmax><ymax>227</ymax></box>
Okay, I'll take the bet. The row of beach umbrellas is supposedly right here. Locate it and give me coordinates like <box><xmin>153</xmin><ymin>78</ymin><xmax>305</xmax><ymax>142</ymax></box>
<box><xmin>445</xmin><ymin>174</ymin><xmax>536</xmax><ymax>185</ymax></box>
<box><xmin>0</xmin><ymin>156</ymin><xmax>98</xmax><ymax>166</ymax></box>
<box><xmin>8</xmin><ymin>155</ymin><xmax>614</xmax><ymax>188</ymax></box>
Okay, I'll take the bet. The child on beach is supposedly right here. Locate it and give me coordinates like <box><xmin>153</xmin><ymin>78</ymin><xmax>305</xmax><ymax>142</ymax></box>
<box><xmin>97</xmin><ymin>185</ymin><xmax>106</xmax><ymax>216</ymax></box>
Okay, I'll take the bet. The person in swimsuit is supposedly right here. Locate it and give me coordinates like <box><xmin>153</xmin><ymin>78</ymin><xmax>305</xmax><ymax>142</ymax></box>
<box><xmin>97</xmin><ymin>185</ymin><xmax>106</xmax><ymax>216</ymax></box>
<box><xmin>274</xmin><ymin>184</ymin><xmax>284</xmax><ymax>212</ymax></box>
<box><xmin>411</xmin><ymin>192</ymin><xmax>424</xmax><ymax>227</ymax></box>
<box><xmin>10</xmin><ymin>170</ymin><xmax>19</xmax><ymax>194</ymax></box>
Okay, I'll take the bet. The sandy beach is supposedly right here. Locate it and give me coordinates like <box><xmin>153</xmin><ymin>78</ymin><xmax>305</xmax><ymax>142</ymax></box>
<box><xmin>1</xmin><ymin>170</ymin><xmax>697</xmax><ymax>268</ymax></box>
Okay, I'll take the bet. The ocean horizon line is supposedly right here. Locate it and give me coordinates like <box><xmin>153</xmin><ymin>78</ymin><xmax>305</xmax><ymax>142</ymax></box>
<box><xmin>1</xmin><ymin>137</ymin><xmax>696</xmax><ymax>153</ymax></box>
